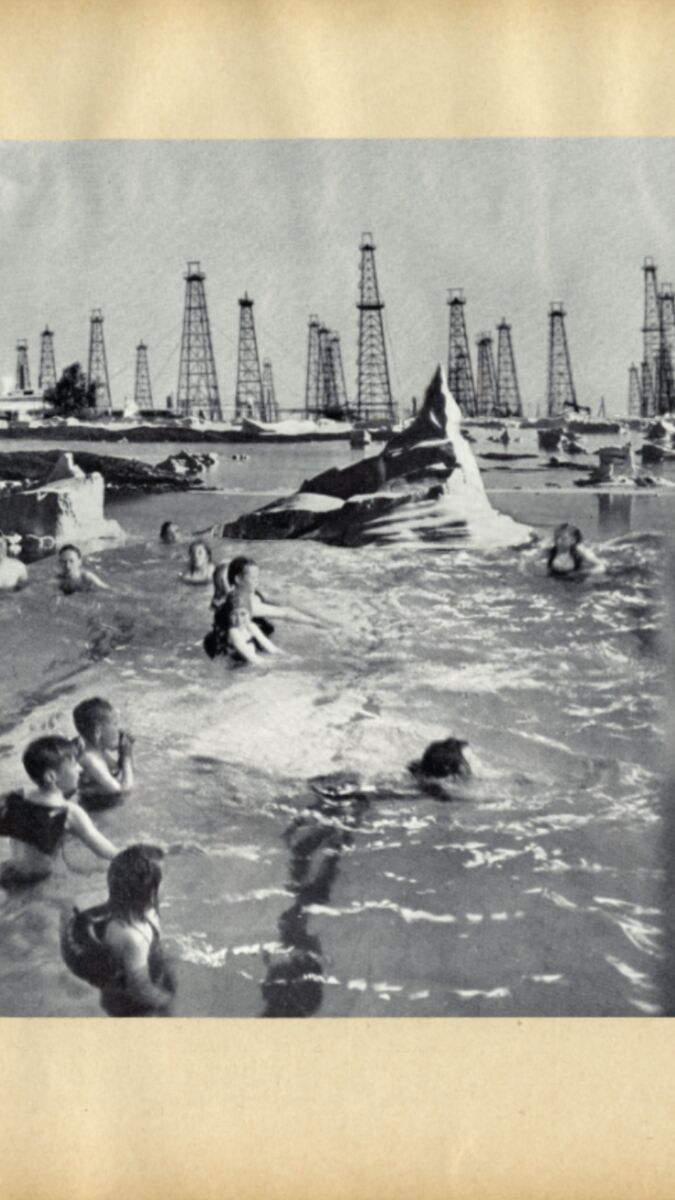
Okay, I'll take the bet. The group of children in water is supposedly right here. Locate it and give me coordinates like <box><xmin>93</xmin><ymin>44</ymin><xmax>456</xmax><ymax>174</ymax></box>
<box><xmin>0</xmin><ymin>509</ymin><xmax>608</xmax><ymax>1016</ymax></box>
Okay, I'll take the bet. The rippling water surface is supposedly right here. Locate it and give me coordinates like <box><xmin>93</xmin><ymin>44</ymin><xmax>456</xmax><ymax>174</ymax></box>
<box><xmin>0</xmin><ymin>433</ymin><xmax>668</xmax><ymax>1016</ymax></box>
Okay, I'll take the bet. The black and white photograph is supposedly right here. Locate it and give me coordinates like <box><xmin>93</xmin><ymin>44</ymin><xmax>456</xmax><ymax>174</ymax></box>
<box><xmin>0</xmin><ymin>137</ymin><xmax>670</xmax><ymax>1018</ymax></box>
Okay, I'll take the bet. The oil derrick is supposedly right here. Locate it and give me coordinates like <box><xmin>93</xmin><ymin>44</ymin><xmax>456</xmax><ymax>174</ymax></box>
<box><xmin>234</xmin><ymin>293</ymin><xmax>263</xmax><ymax>420</ymax></box>
<box><xmin>176</xmin><ymin>261</ymin><xmax>222</xmax><ymax>420</ymax></box>
<box><xmin>628</xmin><ymin>364</ymin><xmax>642</xmax><ymax>416</ymax></box>
<box><xmin>447</xmin><ymin>290</ymin><xmax>476</xmax><ymax>417</ymax></box>
<box><xmin>134</xmin><ymin>341</ymin><xmax>153</xmax><ymax>409</ymax></box>
<box><xmin>658</xmin><ymin>284</ymin><xmax>675</xmax><ymax>415</ymax></box>
<box><xmin>15</xmin><ymin>340</ymin><xmax>31</xmax><ymax>393</ymax></box>
<box><xmin>304</xmin><ymin>315</ymin><xmax>322</xmax><ymax>417</ymax></box>
<box><xmin>87</xmin><ymin>309</ymin><xmax>112</xmax><ymax>411</ymax></box>
<box><xmin>261</xmin><ymin>358</ymin><xmax>279</xmax><ymax>422</ymax></box>
<box><xmin>356</xmin><ymin>232</ymin><xmax>395</xmax><ymax>422</ymax></box>
<box><xmin>325</xmin><ymin>332</ymin><xmax>349</xmax><ymax>416</ymax></box>
<box><xmin>641</xmin><ymin>257</ymin><xmax>660</xmax><ymax>417</ymax></box>
<box><xmin>38</xmin><ymin>327</ymin><xmax>57</xmax><ymax>392</ymax></box>
<box><xmin>496</xmin><ymin>319</ymin><xmax>522</xmax><ymax>416</ymax></box>
<box><xmin>475</xmin><ymin>333</ymin><xmax>498</xmax><ymax>417</ymax></box>
<box><xmin>547</xmin><ymin>302</ymin><xmax>578</xmax><ymax>416</ymax></box>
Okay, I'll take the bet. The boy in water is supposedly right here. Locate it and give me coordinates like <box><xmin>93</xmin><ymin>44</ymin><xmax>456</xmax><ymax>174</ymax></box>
<box><xmin>58</xmin><ymin>544</ymin><xmax>110</xmax><ymax>594</ymax></box>
<box><xmin>0</xmin><ymin>736</ymin><xmax>118</xmax><ymax>884</ymax></box>
<box><xmin>0</xmin><ymin>533</ymin><xmax>28</xmax><ymax>591</ymax></box>
<box><xmin>73</xmin><ymin>697</ymin><xmax>134</xmax><ymax>811</ymax></box>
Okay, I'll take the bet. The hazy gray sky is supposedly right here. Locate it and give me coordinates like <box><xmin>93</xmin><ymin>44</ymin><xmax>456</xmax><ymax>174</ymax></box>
<box><xmin>0</xmin><ymin>139</ymin><xmax>673</xmax><ymax>416</ymax></box>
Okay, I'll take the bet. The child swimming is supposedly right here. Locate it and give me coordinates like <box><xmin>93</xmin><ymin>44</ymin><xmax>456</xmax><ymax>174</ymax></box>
<box><xmin>61</xmin><ymin>843</ymin><xmax>176</xmax><ymax>1017</ymax></box>
<box><xmin>227</xmin><ymin>555</ymin><xmax>327</xmax><ymax>630</ymax></box>
<box><xmin>73</xmin><ymin>697</ymin><xmax>135</xmax><ymax>811</ymax></box>
<box><xmin>182</xmin><ymin>539</ymin><xmax>213</xmax><ymax>585</ymax></box>
<box><xmin>204</xmin><ymin>559</ymin><xmax>280</xmax><ymax>666</ymax></box>
<box><xmin>159</xmin><ymin>521</ymin><xmax>180</xmax><ymax>545</ymax></box>
<box><xmin>0</xmin><ymin>735</ymin><xmax>119</xmax><ymax>884</ymax></box>
<box><xmin>58</xmin><ymin>544</ymin><xmax>110</xmax><ymax>594</ymax></box>
<box><xmin>546</xmin><ymin>523</ymin><xmax>604</xmax><ymax>578</ymax></box>
<box><xmin>0</xmin><ymin>533</ymin><xmax>28</xmax><ymax>591</ymax></box>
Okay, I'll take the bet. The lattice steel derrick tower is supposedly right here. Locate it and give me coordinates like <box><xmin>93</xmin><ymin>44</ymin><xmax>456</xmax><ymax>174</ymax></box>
<box><xmin>176</xmin><ymin>261</ymin><xmax>222</xmax><ymax>420</ymax></box>
<box><xmin>304</xmin><ymin>315</ymin><xmax>322</xmax><ymax>417</ymax></box>
<box><xmin>38</xmin><ymin>327</ymin><xmax>57</xmax><ymax>392</ymax></box>
<box><xmin>657</xmin><ymin>284</ymin><xmax>675</xmax><ymax>415</ymax></box>
<box><xmin>496</xmin><ymin>319</ymin><xmax>522</xmax><ymax>417</ymax></box>
<box><xmin>628</xmin><ymin>364</ymin><xmax>642</xmax><ymax>416</ymax></box>
<box><xmin>447</xmin><ymin>290</ymin><xmax>476</xmax><ymax>417</ymax></box>
<box><xmin>87</xmin><ymin>309</ymin><xmax>112</xmax><ymax>411</ymax></box>
<box><xmin>134</xmin><ymin>341</ymin><xmax>153</xmax><ymax>409</ymax></box>
<box><xmin>547</xmin><ymin>302</ymin><xmax>578</xmax><ymax>416</ymax></box>
<box><xmin>261</xmin><ymin>358</ymin><xmax>279</xmax><ymax>422</ymax></box>
<box><xmin>356</xmin><ymin>232</ymin><xmax>395</xmax><ymax>422</ymax></box>
<box><xmin>234</xmin><ymin>293</ymin><xmax>264</xmax><ymax>420</ymax></box>
<box><xmin>641</xmin><ymin>257</ymin><xmax>660</xmax><ymax>417</ymax></box>
<box><xmin>15</xmin><ymin>340</ymin><xmax>31</xmax><ymax>393</ymax></box>
<box><xmin>325</xmin><ymin>332</ymin><xmax>349</xmax><ymax>416</ymax></box>
<box><xmin>475</xmin><ymin>333</ymin><xmax>498</xmax><ymax>417</ymax></box>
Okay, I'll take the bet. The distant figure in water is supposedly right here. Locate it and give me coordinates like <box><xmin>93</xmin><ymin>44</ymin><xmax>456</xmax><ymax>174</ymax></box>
<box><xmin>159</xmin><ymin>520</ymin><xmax>179</xmax><ymax>545</ymax></box>
<box><xmin>204</xmin><ymin>558</ymin><xmax>280</xmax><ymax>666</ymax></box>
<box><xmin>58</xmin><ymin>544</ymin><xmax>110</xmax><ymax>594</ymax></box>
<box><xmin>73</xmin><ymin>697</ymin><xmax>135</xmax><ymax>812</ymax></box>
<box><xmin>0</xmin><ymin>533</ymin><xmax>28</xmax><ymax>591</ymax></box>
<box><xmin>546</xmin><ymin>523</ymin><xmax>604</xmax><ymax>578</ymax></box>
<box><xmin>182</xmin><ymin>539</ymin><xmax>213</xmax><ymax>585</ymax></box>
<box><xmin>0</xmin><ymin>735</ymin><xmax>118</xmax><ymax>886</ymax></box>
<box><xmin>408</xmin><ymin>736</ymin><xmax>472</xmax><ymax>782</ymax></box>
<box><xmin>61</xmin><ymin>843</ymin><xmax>176</xmax><ymax>1017</ymax></box>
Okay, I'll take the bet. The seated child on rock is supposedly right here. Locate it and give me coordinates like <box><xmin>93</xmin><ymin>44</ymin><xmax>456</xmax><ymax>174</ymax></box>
<box><xmin>73</xmin><ymin>697</ymin><xmax>134</xmax><ymax>811</ymax></box>
<box><xmin>0</xmin><ymin>735</ymin><xmax>119</xmax><ymax>885</ymax></box>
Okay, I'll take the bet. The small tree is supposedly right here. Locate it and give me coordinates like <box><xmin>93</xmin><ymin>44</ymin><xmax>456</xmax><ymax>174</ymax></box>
<box><xmin>44</xmin><ymin>363</ymin><xmax>97</xmax><ymax>418</ymax></box>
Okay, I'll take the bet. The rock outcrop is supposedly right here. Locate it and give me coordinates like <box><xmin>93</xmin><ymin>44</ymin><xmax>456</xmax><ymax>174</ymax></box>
<box><xmin>0</xmin><ymin>451</ymin><xmax>123</xmax><ymax>551</ymax></box>
<box><xmin>222</xmin><ymin>367</ymin><xmax>533</xmax><ymax>549</ymax></box>
<box><xmin>0</xmin><ymin>448</ymin><xmax>207</xmax><ymax>496</ymax></box>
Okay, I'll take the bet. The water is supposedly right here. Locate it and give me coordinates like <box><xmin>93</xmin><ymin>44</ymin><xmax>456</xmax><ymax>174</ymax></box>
<box><xmin>0</xmin><ymin>430</ymin><xmax>668</xmax><ymax>1016</ymax></box>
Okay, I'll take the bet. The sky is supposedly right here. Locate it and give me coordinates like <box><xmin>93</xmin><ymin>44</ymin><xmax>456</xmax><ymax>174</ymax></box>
<box><xmin>0</xmin><ymin>139</ymin><xmax>674</xmax><ymax>417</ymax></box>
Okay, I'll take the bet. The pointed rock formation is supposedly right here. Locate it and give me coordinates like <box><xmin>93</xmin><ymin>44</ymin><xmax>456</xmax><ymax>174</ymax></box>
<box><xmin>222</xmin><ymin>366</ymin><xmax>533</xmax><ymax>549</ymax></box>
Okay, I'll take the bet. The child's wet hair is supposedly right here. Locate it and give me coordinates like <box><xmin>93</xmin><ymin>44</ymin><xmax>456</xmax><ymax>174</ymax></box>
<box><xmin>107</xmin><ymin>844</ymin><xmax>164</xmax><ymax>919</ymax></box>
<box><xmin>59</xmin><ymin>544</ymin><xmax>82</xmax><ymax>559</ymax></box>
<box><xmin>409</xmin><ymin>737</ymin><xmax>471</xmax><ymax>780</ymax></box>
<box><xmin>159</xmin><ymin>521</ymin><xmax>177</xmax><ymax>543</ymax></box>
<box><xmin>72</xmin><ymin>697</ymin><xmax>114</xmax><ymax>744</ymax></box>
<box><xmin>227</xmin><ymin>556</ymin><xmax>255</xmax><ymax>586</ymax></box>
<box><xmin>212</xmin><ymin>563</ymin><xmax>229</xmax><ymax>596</ymax></box>
<box><xmin>553</xmin><ymin>522</ymin><xmax>582</xmax><ymax>546</ymax></box>
<box><xmin>22</xmin><ymin>735</ymin><xmax>77</xmax><ymax>785</ymax></box>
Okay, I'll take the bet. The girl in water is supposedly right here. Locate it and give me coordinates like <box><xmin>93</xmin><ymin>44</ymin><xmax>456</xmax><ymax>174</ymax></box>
<box><xmin>57</xmin><ymin>545</ymin><xmax>110</xmax><ymax>594</ymax></box>
<box><xmin>205</xmin><ymin>559</ymin><xmax>280</xmax><ymax>666</ymax></box>
<box><xmin>182</xmin><ymin>539</ymin><xmax>213</xmax><ymax>585</ymax></box>
<box><xmin>61</xmin><ymin>844</ymin><xmax>176</xmax><ymax>1017</ymax></box>
<box><xmin>546</xmin><ymin>523</ymin><xmax>604</xmax><ymax>578</ymax></box>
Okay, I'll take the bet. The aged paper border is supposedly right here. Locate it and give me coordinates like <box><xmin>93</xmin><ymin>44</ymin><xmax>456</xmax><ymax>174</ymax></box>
<box><xmin>2</xmin><ymin>2</ymin><xmax>675</xmax><ymax>1197</ymax></box>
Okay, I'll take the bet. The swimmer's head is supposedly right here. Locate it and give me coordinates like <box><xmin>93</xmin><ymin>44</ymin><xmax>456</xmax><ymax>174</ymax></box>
<box><xmin>59</xmin><ymin>544</ymin><xmax>82</xmax><ymax>576</ymax></box>
<box><xmin>408</xmin><ymin>737</ymin><xmax>471</xmax><ymax>780</ymax></box>
<box><xmin>73</xmin><ymin>697</ymin><xmax>119</xmax><ymax>751</ymax></box>
<box><xmin>227</xmin><ymin>556</ymin><xmax>258</xmax><ymax>589</ymax></box>
<box><xmin>212</xmin><ymin>563</ymin><xmax>229</xmax><ymax>601</ymax></box>
<box><xmin>188</xmin><ymin>539</ymin><xmax>212</xmax><ymax>572</ymax></box>
<box><xmin>107</xmin><ymin>844</ymin><xmax>164</xmax><ymax>920</ymax></box>
<box><xmin>553</xmin><ymin>523</ymin><xmax>582</xmax><ymax>551</ymax></box>
<box><xmin>22</xmin><ymin>735</ymin><xmax>80</xmax><ymax>797</ymax></box>
<box><xmin>160</xmin><ymin>521</ymin><xmax>179</xmax><ymax>545</ymax></box>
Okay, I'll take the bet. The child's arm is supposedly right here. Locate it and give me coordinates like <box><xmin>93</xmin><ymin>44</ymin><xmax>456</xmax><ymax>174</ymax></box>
<box><xmin>65</xmin><ymin>803</ymin><xmax>118</xmax><ymax>859</ymax></box>
<box><xmin>80</xmin><ymin>745</ymin><xmax>134</xmax><ymax>794</ymax></box>
<box><xmin>84</xmin><ymin>569</ymin><xmax>111</xmax><ymax>591</ymax></box>
<box><xmin>250</xmin><ymin>624</ymin><xmax>281</xmax><ymax>655</ymax></box>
